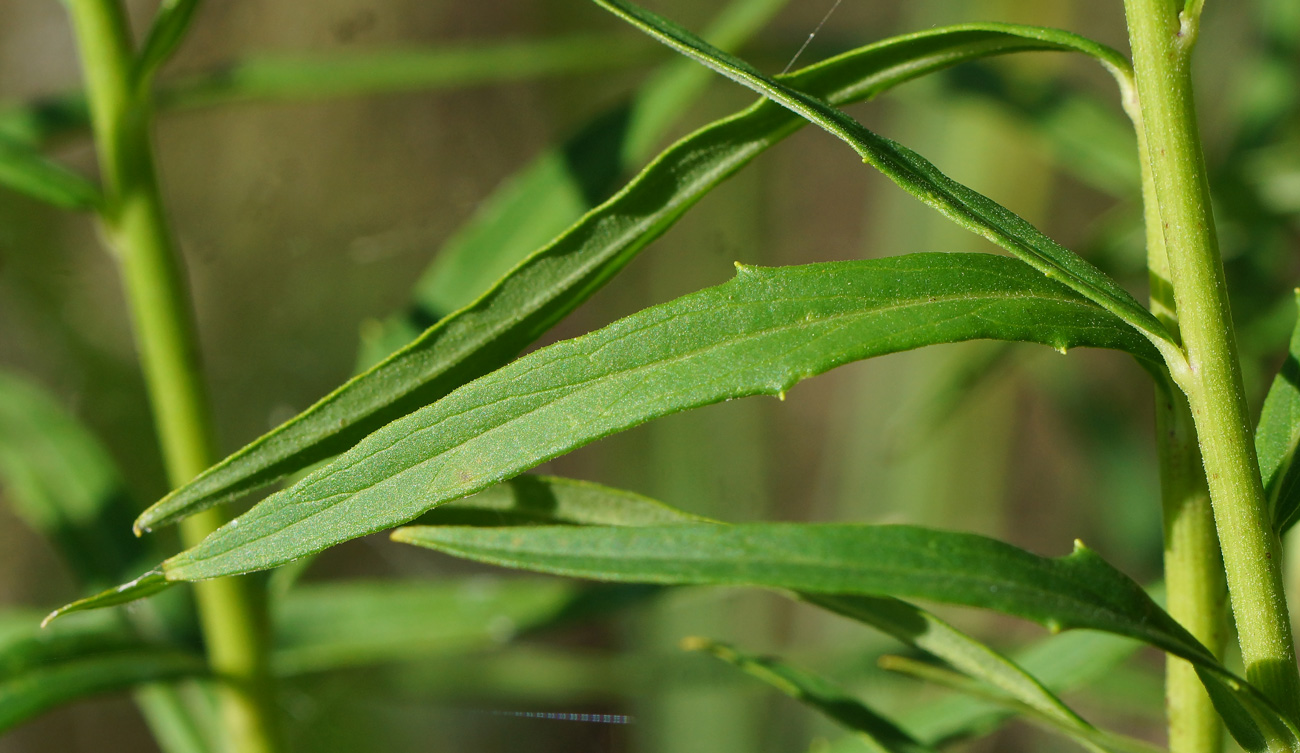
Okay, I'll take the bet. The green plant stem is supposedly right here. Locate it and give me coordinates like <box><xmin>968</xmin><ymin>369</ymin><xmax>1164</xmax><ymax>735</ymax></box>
<box><xmin>64</xmin><ymin>1</ymin><xmax>282</xmax><ymax>752</ymax></box>
<box><xmin>1123</xmin><ymin>0</ymin><xmax>1300</xmax><ymax>725</ymax></box>
<box><xmin>1133</xmin><ymin>78</ymin><xmax>1227</xmax><ymax>750</ymax></box>
<box><xmin>1156</xmin><ymin>380</ymin><xmax>1227</xmax><ymax>751</ymax></box>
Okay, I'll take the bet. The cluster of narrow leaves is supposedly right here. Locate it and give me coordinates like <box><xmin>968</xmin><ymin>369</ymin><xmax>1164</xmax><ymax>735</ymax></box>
<box><xmin>0</xmin><ymin>371</ymin><xmax>657</xmax><ymax>739</ymax></box>
<box><xmin>7</xmin><ymin>0</ymin><xmax>1300</xmax><ymax>749</ymax></box>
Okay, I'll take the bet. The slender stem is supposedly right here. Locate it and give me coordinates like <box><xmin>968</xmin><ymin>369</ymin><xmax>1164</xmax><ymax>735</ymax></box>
<box><xmin>63</xmin><ymin>2</ymin><xmax>282</xmax><ymax>751</ymax></box>
<box><xmin>1123</xmin><ymin>0</ymin><xmax>1300</xmax><ymax>723</ymax></box>
<box><xmin>1132</xmin><ymin>82</ymin><xmax>1227</xmax><ymax>751</ymax></box>
<box><xmin>1156</xmin><ymin>380</ymin><xmax>1227</xmax><ymax>751</ymax></box>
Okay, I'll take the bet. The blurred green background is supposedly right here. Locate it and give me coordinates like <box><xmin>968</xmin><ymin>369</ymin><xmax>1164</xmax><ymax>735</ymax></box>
<box><xmin>1</xmin><ymin>0</ymin><xmax>1297</xmax><ymax>750</ymax></box>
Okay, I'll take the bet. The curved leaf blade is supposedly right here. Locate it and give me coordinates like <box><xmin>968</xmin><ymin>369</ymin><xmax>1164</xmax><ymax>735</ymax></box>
<box><xmin>684</xmin><ymin>638</ymin><xmax>935</xmax><ymax>753</ymax></box>
<box><xmin>591</xmin><ymin>0</ymin><xmax>1176</xmax><ymax>357</ymax></box>
<box><xmin>395</xmin><ymin>523</ymin><xmax>1193</xmax><ymax>659</ymax></box>
<box><xmin>137</xmin><ymin>22</ymin><xmax>1144</xmax><ymax>532</ymax></box>
<box><xmin>158</xmin><ymin>253</ymin><xmax>1157</xmax><ymax>579</ymax></box>
<box><xmin>395</xmin><ymin>521</ymin><xmax>1297</xmax><ymax>747</ymax></box>
<box><xmin>1257</xmin><ymin>291</ymin><xmax>1300</xmax><ymax>532</ymax></box>
<box><xmin>438</xmin><ymin>476</ymin><xmax>1121</xmax><ymax>747</ymax></box>
<box><xmin>876</xmin><ymin>656</ymin><xmax>1156</xmax><ymax>753</ymax></box>
<box><xmin>806</xmin><ymin>595</ymin><xmax>1096</xmax><ymax>738</ymax></box>
<box><xmin>899</xmin><ymin>629</ymin><xmax>1141</xmax><ymax>746</ymax></box>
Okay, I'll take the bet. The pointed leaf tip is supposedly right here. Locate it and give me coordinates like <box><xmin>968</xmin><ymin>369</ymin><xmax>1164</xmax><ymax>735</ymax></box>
<box><xmin>42</xmin><ymin>569</ymin><xmax>172</xmax><ymax>626</ymax></box>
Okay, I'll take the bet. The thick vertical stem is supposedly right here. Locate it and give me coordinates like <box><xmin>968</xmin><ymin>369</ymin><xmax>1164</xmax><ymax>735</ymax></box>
<box><xmin>1124</xmin><ymin>0</ymin><xmax>1300</xmax><ymax>722</ymax></box>
<box><xmin>1135</xmin><ymin>90</ymin><xmax>1227</xmax><ymax>750</ymax></box>
<box><xmin>64</xmin><ymin>2</ymin><xmax>282</xmax><ymax>751</ymax></box>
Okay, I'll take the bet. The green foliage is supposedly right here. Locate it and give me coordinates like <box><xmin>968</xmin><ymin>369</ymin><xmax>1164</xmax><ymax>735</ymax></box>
<box><xmin>0</xmin><ymin>137</ymin><xmax>101</xmax><ymax>209</ymax></box>
<box><xmin>136</xmin><ymin>21</ymin><xmax>1145</xmax><ymax>533</ymax></box>
<box><xmin>0</xmin><ymin>609</ymin><xmax>206</xmax><ymax>732</ymax></box>
<box><xmin>145</xmin><ymin>254</ymin><xmax>1153</xmax><ymax>580</ymax></box>
<box><xmin>1257</xmin><ymin>292</ymin><xmax>1300</xmax><ymax>533</ymax></box>
<box><xmin>5</xmin><ymin>0</ymin><xmax>1300</xmax><ymax>750</ymax></box>
<box><xmin>684</xmin><ymin>638</ymin><xmax>935</xmax><ymax>753</ymax></box>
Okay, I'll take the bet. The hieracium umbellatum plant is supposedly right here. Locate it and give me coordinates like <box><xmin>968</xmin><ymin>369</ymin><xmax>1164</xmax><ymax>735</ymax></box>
<box><xmin>2</xmin><ymin>0</ymin><xmax>1300</xmax><ymax>751</ymax></box>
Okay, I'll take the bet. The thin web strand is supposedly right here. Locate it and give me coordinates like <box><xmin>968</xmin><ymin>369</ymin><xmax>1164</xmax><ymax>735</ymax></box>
<box><xmin>780</xmin><ymin>0</ymin><xmax>845</xmax><ymax>75</ymax></box>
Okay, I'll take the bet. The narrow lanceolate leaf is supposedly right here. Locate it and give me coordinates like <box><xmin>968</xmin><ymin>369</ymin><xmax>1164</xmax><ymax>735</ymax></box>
<box><xmin>394</xmin><ymin>522</ymin><xmax>1298</xmax><ymax>744</ymax></box>
<box><xmin>684</xmin><ymin>638</ymin><xmax>934</xmax><ymax>753</ymax></box>
<box><xmin>456</xmin><ymin>479</ymin><xmax>1094</xmax><ymax>740</ymax></box>
<box><xmin>876</xmin><ymin>657</ymin><xmax>1158</xmax><ymax>753</ymax></box>
<box><xmin>272</xmin><ymin>579</ymin><xmax>584</xmax><ymax>675</ymax></box>
<box><xmin>137</xmin><ymin>23</ymin><xmax>1144</xmax><ymax>532</ymax></box>
<box><xmin>397</xmin><ymin>523</ymin><xmax>1194</xmax><ymax>661</ymax></box>
<box><xmin>0</xmin><ymin>373</ymin><xmax>147</xmax><ymax>586</ymax></box>
<box><xmin>592</xmin><ymin>0</ymin><xmax>1177</xmax><ymax>359</ymax></box>
<box><xmin>1257</xmin><ymin>291</ymin><xmax>1300</xmax><ymax>533</ymax></box>
<box><xmin>154</xmin><ymin>254</ymin><xmax>1158</xmax><ymax>580</ymax></box>
<box><xmin>0</xmin><ymin>138</ymin><xmax>100</xmax><ymax>209</ymax></box>
<box><xmin>0</xmin><ymin>610</ymin><xmax>206</xmax><ymax>732</ymax></box>
<box><xmin>133</xmin><ymin>0</ymin><xmax>203</xmax><ymax>86</ymax></box>
<box><xmin>805</xmin><ymin>595</ymin><xmax>1096</xmax><ymax>739</ymax></box>
<box><xmin>900</xmin><ymin>629</ymin><xmax>1141</xmax><ymax>746</ymax></box>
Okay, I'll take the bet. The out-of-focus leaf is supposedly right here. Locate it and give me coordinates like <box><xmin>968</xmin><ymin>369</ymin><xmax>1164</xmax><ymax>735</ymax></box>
<box><xmin>591</xmin><ymin>0</ymin><xmax>1177</xmax><ymax>359</ymax></box>
<box><xmin>137</xmin><ymin>22</ymin><xmax>1144</xmax><ymax>531</ymax></box>
<box><xmin>373</xmin><ymin>0</ymin><xmax>789</xmax><ymax>351</ymax></box>
<box><xmin>0</xmin><ymin>609</ymin><xmax>206</xmax><ymax>733</ymax></box>
<box><xmin>877</xmin><ymin>656</ymin><xmax>1158</xmax><ymax>753</ymax></box>
<box><xmin>271</xmin><ymin>579</ymin><xmax>584</xmax><ymax>675</ymax></box>
<box><xmin>805</xmin><ymin>595</ymin><xmax>1094</xmax><ymax>738</ymax></box>
<box><xmin>149</xmin><ymin>254</ymin><xmax>1158</xmax><ymax>580</ymax></box>
<box><xmin>0</xmin><ymin>138</ymin><xmax>100</xmax><ymax>209</ymax></box>
<box><xmin>684</xmin><ymin>638</ymin><xmax>935</xmax><ymax>753</ymax></box>
<box><xmin>1256</xmin><ymin>291</ymin><xmax>1300</xmax><ymax>532</ymax></box>
<box><xmin>0</xmin><ymin>35</ymin><xmax>654</xmax><ymax>148</ymax></box>
<box><xmin>133</xmin><ymin>0</ymin><xmax>203</xmax><ymax>86</ymax></box>
<box><xmin>0</xmin><ymin>373</ymin><xmax>146</xmax><ymax>586</ymax></box>
<box><xmin>885</xmin><ymin>342</ymin><xmax>1015</xmax><ymax>457</ymax></box>
<box><xmin>158</xmin><ymin>35</ymin><xmax>653</xmax><ymax>111</ymax></box>
<box><xmin>431</xmin><ymin>474</ymin><xmax>710</xmax><ymax>527</ymax></box>
<box><xmin>900</xmin><ymin>628</ymin><xmax>1140</xmax><ymax>745</ymax></box>
<box><xmin>940</xmin><ymin>64</ymin><xmax>1139</xmax><ymax>198</ymax></box>
<box><xmin>0</xmin><ymin>375</ymin><xmax>208</xmax><ymax>751</ymax></box>
<box><xmin>393</xmin><ymin>521</ymin><xmax>1297</xmax><ymax>744</ymax></box>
